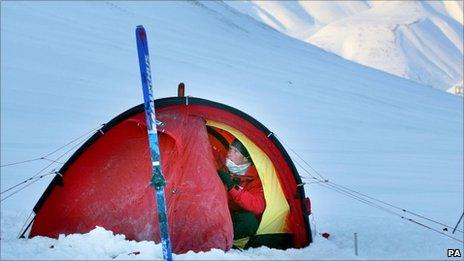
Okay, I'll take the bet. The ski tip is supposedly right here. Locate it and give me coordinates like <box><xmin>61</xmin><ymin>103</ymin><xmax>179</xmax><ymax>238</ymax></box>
<box><xmin>136</xmin><ymin>25</ymin><xmax>145</xmax><ymax>34</ymax></box>
<box><xmin>136</xmin><ymin>25</ymin><xmax>147</xmax><ymax>42</ymax></box>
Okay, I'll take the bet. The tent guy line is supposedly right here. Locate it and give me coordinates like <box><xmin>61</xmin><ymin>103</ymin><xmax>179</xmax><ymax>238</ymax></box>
<box><xmin>276</xmin><ymin>133</ymin><xmax>463</xmax><ymax>233</ymax></box>
<box><xmin>0</xmin><ymin>124</ymin><xmax>106</xmax><ymax>168</ymax></box>
<box><xmin>0</xmin><ymin>131</ymin><xmax>97</xmax><ymax>198</ymax></box>
<box><xmin>0</xmin><ymin>170</ymin><xmax>59</xmax><ymax>203</ymax></box>
<box><xmin>299</xmin><ymin>163</ymin><xmax>463</xmax><ymax>244</ymax></box>
<box><xmin>276</xmin><ymin>135</ymin><xmax>464</xmax><ymax>242</ymax></box>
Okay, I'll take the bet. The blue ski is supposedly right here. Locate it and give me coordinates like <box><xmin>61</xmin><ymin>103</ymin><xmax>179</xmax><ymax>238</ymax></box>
<box><xmin>135</xmin><ymin>25</ymin><xmax>173</xmax><ymax>261</ymax></box>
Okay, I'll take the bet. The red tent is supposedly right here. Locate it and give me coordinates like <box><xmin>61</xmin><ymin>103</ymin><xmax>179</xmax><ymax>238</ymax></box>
<box><xmin>24</xmin><ymin>96</ymin><xmax>312</xmax><ymax>253</ymax></box>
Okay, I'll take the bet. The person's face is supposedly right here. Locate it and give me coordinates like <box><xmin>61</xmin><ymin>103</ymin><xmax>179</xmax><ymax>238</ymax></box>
<box><xmin>227</xmin><ymin>146</ymin><xmax>248</xmax><ymax>165</ymax></box>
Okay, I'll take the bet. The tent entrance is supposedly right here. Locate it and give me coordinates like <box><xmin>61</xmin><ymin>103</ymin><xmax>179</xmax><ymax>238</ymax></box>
<box><xmin>205</xmin><ymin>121</ymin><xmax>293</xmax><ymax>248</ymax></box>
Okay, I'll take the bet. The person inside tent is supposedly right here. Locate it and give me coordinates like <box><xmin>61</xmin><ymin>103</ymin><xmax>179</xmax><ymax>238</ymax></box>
<box><xmin>217</xmin><ymin>138</ymin><xmax>266</xmax><ymax>242</ymax></box>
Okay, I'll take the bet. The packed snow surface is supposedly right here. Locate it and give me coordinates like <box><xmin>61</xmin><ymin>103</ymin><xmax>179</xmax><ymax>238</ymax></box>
<box><xmin>1</xmin><ymin>1</ymin><xmax>463</xmax><ymax>260</ymax></box>
<box><xmin>226</xmin><ymin>1</ymin><xmax>464</xmax><ymax>92</ymax></box>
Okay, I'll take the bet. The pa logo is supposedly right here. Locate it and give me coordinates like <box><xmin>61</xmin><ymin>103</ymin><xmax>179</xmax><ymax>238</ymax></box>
<box><xmin>447</xmin><ymin>249</ymin><xmax>461</xmax><ymax>257</ymax></box>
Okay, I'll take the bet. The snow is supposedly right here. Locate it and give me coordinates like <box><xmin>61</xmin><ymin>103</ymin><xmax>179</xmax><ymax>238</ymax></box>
<box><xmin>226</xmin><ymin>1</ymin><xmax>464</xmax><ymax>92</ymax></box>
<box><xmin>2</xmin><ymin>222</ymin><xmax>357</xmax><ymax>260</ymax></box>
<box><xmin>1</xmin><ymin>1</ymin><xmax>463</xmax><ymax>260</ymax></box>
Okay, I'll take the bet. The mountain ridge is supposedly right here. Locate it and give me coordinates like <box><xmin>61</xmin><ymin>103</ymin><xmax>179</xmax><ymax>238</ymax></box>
<box><xmin>226</xmin><ymin>1</ymin><xmax>463</xmax><ymax>93</ymax></box>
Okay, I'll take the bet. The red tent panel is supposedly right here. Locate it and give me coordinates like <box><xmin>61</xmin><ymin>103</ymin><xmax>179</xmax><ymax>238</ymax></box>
<box><xmin>30</xmin><ymin>106</ymin><xmax>233</xmax><ymax>253</ymax></box>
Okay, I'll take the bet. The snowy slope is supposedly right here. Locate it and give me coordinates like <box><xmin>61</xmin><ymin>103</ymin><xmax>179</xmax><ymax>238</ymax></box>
<box><xmin>1</xmin><ymin>1</ymin><xmax>463</xmax><ymax>260</ymax></box>
<box><xmin>226</xmin><ymin>1</ymin><xmax>464</xmax><ymax>92</ymax></box>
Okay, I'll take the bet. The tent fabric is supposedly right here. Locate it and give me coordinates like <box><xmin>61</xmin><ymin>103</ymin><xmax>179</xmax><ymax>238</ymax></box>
<box><xmin>30</xmin><ymin>107</ymin><xmax>233</xmax><ymax>253</ymax></box>
<box><xmin>27</xmin><ymin>97</ymin><xmax>311</xmax><ymax>252</ymax></box>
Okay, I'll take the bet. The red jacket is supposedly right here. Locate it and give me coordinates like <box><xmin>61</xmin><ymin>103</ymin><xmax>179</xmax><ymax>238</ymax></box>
<box><xmin>227</xmin><ymin>166</ymin><xmax>266</xmax><ymax>217</ymax></box>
